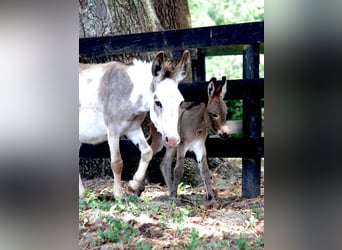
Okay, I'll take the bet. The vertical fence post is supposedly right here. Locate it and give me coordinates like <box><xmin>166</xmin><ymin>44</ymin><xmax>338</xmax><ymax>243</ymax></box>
<box><xmin>242</xmin><ymin>44</ymin><xmax>262</xmax><ymax>198</ymax></box>
<box><xmin>191</xmin><ymin>48</ymin><xmax>206</xmax><ymax>81</ymax></box>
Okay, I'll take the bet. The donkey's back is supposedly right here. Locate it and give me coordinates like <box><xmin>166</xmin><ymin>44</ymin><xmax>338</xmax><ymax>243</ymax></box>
<box><xmin>79</xmin><ymin>61</ymin><xmax>152</xmax><ymax>145</ymax></box>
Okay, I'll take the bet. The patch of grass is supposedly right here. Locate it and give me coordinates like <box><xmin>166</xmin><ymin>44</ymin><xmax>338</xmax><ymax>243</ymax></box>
<box><xmin>79</xmin><ymin>190</ymin><xmax>111</xmax><ymax>211</ymax></box>
<box><xmin>111</xmin><ymin>194</ymin><xmax>144</xmax><ymax>215</ymax></box>
<box><xmin>255</xmin><ymin>237</ymin><xmax>264</xmax><ymax>248</ymax></box>
<box><xmin>135</xmin><ymin>240</ymin><xmax>152</xmax><ymax>250</ymax></box>
<box><xmin>235</xmin><ymin>234</ymin><xmax>252</xmax><ymax>250</ymax></box>
<box><xmin>251</xmin><ymin>204</ymin><xmax>264</xmax><ymax>220</ymax></box>
<box><xmin>245</xmin><ymin>214</ymin><xmax>258</xmax><ymax>229</ymax></box>
<box><xmin>177</xmin><ymin>182</ymin><xmax>193</xmax><ymax>194</ymax></box>
<box><xmin>180</xmin><ymin>229</ymin><xmax>201</xmax><ymax>250</ymax></box>
<box><xmin>203</xmin><ymin>239</ymin><xmax>231</xmax><ymax>249</ymax></box>
<box><xmin>97</xmin><ymin>215</ymin><xmax>138</xmax><ymax>243</ymax></box>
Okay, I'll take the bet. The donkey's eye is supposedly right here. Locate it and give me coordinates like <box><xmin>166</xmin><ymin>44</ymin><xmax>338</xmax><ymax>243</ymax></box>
<box><xmin>155</xmin><ymin>101</ymin><xmax>162</xmax><ymax>108</ymax></box>
<box><xmin>209</xmin><ymin>113</ymin><xmax>218</xmax><ymax>119</ymax></box>
<box><xmin>179</xmin><ymin>101</ymin><xmax>184</xmax><ymax>107</ymax></box>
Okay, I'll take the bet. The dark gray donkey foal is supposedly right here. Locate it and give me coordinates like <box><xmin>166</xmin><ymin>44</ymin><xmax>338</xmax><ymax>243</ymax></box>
<box><xmin>150</xmin><ymin>77</ymin><xmax>229</xmax><ymax>201</ymax></box>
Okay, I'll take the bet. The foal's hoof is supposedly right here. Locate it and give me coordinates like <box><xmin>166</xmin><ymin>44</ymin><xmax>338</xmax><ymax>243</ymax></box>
<box><xmin>127</xmin><ymin>180</ymin><xmax>145</xmax><ymax>196</ymax></box>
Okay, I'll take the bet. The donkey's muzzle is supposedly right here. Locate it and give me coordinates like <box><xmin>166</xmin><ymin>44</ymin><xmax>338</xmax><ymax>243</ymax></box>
<box><xmin>165</xmin><ymin>136</ymin><xmax>180</xmax><ymax>148</ymax></box>
<box><xmin>218</xmin><ymin>131</ymin><xmax>229</xmax><ymax>140</ymax></box>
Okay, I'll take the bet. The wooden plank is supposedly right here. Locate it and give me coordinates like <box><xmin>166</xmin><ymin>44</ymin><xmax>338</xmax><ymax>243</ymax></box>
<box><xmin>242</xmin><ymin>44</ymin><xmax>262</xmax><ymax>198</ymax></box>
<box><xmin>202</xmin><ymin>43</ymin><xmax>264</xmax><ymax>56</ymax></box>
<box><xmin>79</xmin><ymin>137</ymin><xmax>264</xmax><ymax>159</ymax></box>
<box><xmin>179</xmin><ymin>78</ymin><xmax>264</xmax><ymax>101</ymax></box>
<box><xmin>79</xmin><ymin>21</ymin><xmax>264</xmax><ymax>57</ymax></box>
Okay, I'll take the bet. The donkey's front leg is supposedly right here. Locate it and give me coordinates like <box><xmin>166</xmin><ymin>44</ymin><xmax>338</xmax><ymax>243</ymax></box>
<box><xmin>126</xmin><ymin>128</ymin><xmax>153</xmax><ymax>196</ymax></box>
<box><xmin>107</xmin><ymin>130</ymin><xmax>124</xmax><ymax>197</ymax></box>
<box><xmin>194</xmin><ymin>143</ymin><xmax>215</xmax><ymax>201</ymax></box>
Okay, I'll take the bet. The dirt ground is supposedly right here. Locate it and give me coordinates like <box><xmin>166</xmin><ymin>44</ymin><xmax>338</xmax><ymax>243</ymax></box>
<box><xmin>79</xmin><ymin>158</ymin><xmax>264</xmax><ymax>249</ymax></box>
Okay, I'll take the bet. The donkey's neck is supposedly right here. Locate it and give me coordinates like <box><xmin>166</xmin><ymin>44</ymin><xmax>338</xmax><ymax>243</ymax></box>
<box><xmin>126</xmin><ymin>60</ymin><xmax>154</xmax><ymax>112</ymax></box>
<box><xmin>183</xmin><ymin>101</ymin><xmax>209</xmax><ymax>131</ymax></box>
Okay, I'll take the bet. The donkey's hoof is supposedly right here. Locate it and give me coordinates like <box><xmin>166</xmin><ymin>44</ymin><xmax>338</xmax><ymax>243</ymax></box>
<box><xmin>169</xmin><ymin>191</ymin><xmax>177</xmax><ymax>199</ymax></box>
<box><xmin>127</xmin><ymin>180</ymin><xmax>145</xmax><ymax>196</ymax></box>
<box><xmin>206</xmin><ymin>193</ymin><xmax>215</xmax><ymax>201</ymax></box>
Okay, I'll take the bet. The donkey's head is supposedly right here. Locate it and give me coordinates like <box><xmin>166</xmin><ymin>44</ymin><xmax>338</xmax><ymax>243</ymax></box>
<box><xmin>205</xmin><ymin>77</ymin><xmax>230</xmax><ymax>139</ymax></box>
<box><xmin>149</xmin><ymin>50</ymin><xmax>191</xmax><ymax>148</ymax></box>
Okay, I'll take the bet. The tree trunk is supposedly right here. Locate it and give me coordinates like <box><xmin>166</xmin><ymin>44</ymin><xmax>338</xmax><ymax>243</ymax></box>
<box><xmin>79</xmin><ymin>0</ymin><xmax>161</xmax><ymax>63</ymax></box>
<box><xmin>79</xmin><ymin>0</ymin><xmax>191</xmax><ymax>64</ymax></box>
<box><xmin>152</xmin><ymin>0</ymin><xmax>191</xmax><ymax>30</ymax></box>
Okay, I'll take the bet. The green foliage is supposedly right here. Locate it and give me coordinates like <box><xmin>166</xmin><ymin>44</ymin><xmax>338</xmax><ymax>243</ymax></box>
<box><xmin>188</xmin><ymin>0</ymin><xmax>264</xmax><ymax>27</ymax></box>
<box><xmin>180</xmin><ymin>229</ymin><xmax>201</xmax><ymax>250</ymax></box>
<box><xmin>245</xmin><ymin>214</ymin><xmax>258</xmax><ymax>229</ymax></box>
<box><xmin>171</xmin><ymin>206</ymin><xmax>190</xmax><ymax>224</ymax></box>
<box><xmin>251</xmin><ymin>204</ymin><xmax>264</xmax><ymax>220</ymax></box>
<box><xmin>79</xmin><ymin>191</ymin><xmax>111</xmax><ymax>211</ymax></box>
<box><xmin>235</xmin><ymin>234</ymin><xmax>252</xmax><ymax>250</ymax></box>
<box><xmin>203</xmin><ymin>239</ymin><xmax>231</xmax><ymax>249</ymax></box>
<box><xmin>177</xmin><ymin>182</ymin><xmax>193</xmax><ymax>194</ymax></box>
<box><xmin>227</xmin><ymin>100</ymin><xmax>243</xmax><ymax>120</ymax></box>
<box><xmin>188</xmin><ymin>0</ymin><xmax>265</xmax><ymax>123</ymax></box>
<box><xmin>255</xmin><ymin>237</ymin><xmax>264</xmax><ymax>248</ymax></box>
<box><xmin>98</xmin><ymin>215</ymin><xmax>138</xmax><ymax>243</ymax></box>
<box><xmin>111</xmin><ymin>194</ymin><xmax>144</xmax><ymax>215</ymax></box>
<box><xmin>135</xmin><ymin>240</ymin><xmax>153</xmax><ymax>250</ymax></box>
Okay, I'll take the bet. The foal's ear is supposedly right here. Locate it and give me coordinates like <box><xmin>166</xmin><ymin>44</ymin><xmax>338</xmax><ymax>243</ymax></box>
<box><xmin>220</xmin><ymin>76</ymin><xmax>227</xmax><ymax>99</ymax></box>
<box><xmin>152</xmin><ymin>51</ymin><xmax>166</xmax><ymax>77</ymax></box>
<box><xmin>173</xmin><ymin>50</ymin><xmax>191</xmax><ymax>83</ymax></box>
<box><xmin>208</xmin><ymin>77</ymin><xmax>217</xmax><ymax>98</ymax></box>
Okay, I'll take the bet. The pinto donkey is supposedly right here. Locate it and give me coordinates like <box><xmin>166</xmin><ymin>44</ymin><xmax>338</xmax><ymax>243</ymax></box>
<box><xmin>79</xmin><ymin>50</ymin><xmax>191</xmax><ymax>197</ymax></box>
<box><xmin>150</xmin><ymin>77</ymin><xmax>229</xmax><ymax>201</ymax></box>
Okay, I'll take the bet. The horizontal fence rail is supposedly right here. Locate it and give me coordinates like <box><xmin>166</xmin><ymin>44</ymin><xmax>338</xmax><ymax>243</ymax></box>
<box><xmin>179</xmin><ymin>79</ymin><xmax>264</xmax><ymax>101</ymax></box>
<box><xmin>79</xmin><ymin>21</ymin><xmax>264</xmax><ymax>57</ymax></box>
<box><xmin>80</xmin><ymin>137</ymin><xmax>264</xmax><ymax>159</ymax></box>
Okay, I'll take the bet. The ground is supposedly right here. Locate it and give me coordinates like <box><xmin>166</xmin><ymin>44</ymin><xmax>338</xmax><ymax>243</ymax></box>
<box><xmin>79</xmin><ymin>158</ymin><xmax>264</xmax><ymax>249</ymax></box>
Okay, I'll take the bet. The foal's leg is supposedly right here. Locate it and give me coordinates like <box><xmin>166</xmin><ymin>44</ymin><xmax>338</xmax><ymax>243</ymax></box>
<box><xmin>79</xmin><ymin>174</ymin><xmax>85</xmax><ymax>198</ymax></box>
<box><xmin>171</xmin><ymin>145</ymin><xmax>186</xmax><ymax>198</ymax></box>
<box><xmin>193</xmin><ymin>143</ymin><xmax>215</xmax><ymax>201</ymax></box>
<box><xmin>160</xmin><ymin>147</ymin><xmax>177</xmax><ymax>195</ymax></box>
<box><xmin>107</xmin><ymin>129</ymin><xmax>124</xmax><ymax>197</ymax></box>
<box><xmin>126</xmin><ymin>127</ymin><xmax>153</xmax><ymax>196</ymax></box>
<box><xmin>79</xmin><ymin>144</ymin><xmax>85</xmax><ymax>198</ymax></box>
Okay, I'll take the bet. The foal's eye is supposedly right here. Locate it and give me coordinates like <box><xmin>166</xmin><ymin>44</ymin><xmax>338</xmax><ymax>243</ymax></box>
<box><xmin>155</xmin><ymin>101</ymin><xmax>162</xmax><ymax>108</ymax></box>
<box><xmin>209</xmin><ymin>113</ymin><xmax>218</xmax><ymax>119</ymax></box>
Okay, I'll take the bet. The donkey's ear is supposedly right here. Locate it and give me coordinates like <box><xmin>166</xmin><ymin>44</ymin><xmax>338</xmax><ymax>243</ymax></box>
<box><xmin>152</xmin><ymin>51</ymin><xmax>166</xmax><ymax>76</ymax></box>
<box><xmin>220</xmin><ymin>76</ymin><xmax>227</xmax><ymax>99</ymax></box>
<box><xmin>208</xmin><ymin>77</ymin><xmax>217</xmax><ymax>98</ymax></box>
<box><xmin>173</xmin><ymin>50</ymin><xmax>191</xmax><ymax>82</ymax></box>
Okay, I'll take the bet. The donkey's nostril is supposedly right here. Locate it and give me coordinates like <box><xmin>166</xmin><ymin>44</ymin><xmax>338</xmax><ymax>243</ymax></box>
<box><xmin>165</xmin><ymin>136</ymin><xmax>169</xmax><ymax>142</ymax></box>
<box><xmin>219</xmin><ymin>132</ymin><xmax>229</xmax><ymax>139</ymax></box>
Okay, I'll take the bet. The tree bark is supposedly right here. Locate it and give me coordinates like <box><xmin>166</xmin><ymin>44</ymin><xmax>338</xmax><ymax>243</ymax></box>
<box><xmin>152</xmin><ymin>0</ymin><xmax>191</xmax><ymax>30</ymax></box>
<box><xmin>79</xmin><ymin>0</ymin><xmax>191</xmax><ymax>64</ymax></box>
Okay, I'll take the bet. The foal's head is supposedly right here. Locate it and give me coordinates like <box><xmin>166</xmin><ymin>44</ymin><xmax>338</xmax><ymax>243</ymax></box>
<box><xmin>205</xmin><ymin>77</ymin><xmax>230</xmax><ymax>139</ymax></box>
<box><xmin>149</xmin><ymin>50</ymin><xmax>191</xmax><ymax>148</ymax></box>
